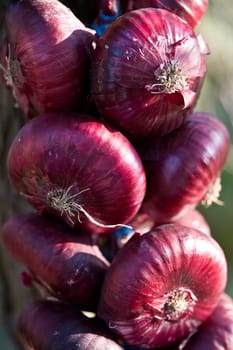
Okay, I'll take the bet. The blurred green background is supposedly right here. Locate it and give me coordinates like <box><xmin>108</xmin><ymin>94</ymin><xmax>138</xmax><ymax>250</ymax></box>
<box><xmin>196</xmin><ymin>0</ymin><xmax>233</xmax><ymax>297</ymax></box>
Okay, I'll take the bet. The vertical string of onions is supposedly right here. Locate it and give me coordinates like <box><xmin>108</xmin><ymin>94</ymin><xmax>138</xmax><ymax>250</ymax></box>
<box><xmin>0</xmin><ymin>2</ymin><xmax>231</xmax><ymax>349</ymax></box>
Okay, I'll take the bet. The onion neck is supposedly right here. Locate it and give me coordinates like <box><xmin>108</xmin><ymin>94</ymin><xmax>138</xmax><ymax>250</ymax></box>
<box><xmin>163</xmin><ymin>287</ymin><xmax>197</xmax><ymax>322</ymax></box>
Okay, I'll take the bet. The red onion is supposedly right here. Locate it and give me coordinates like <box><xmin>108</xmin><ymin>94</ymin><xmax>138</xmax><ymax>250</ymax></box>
<box><xmin>122</xmin><ymin>0</ymin><xmax>208</xmax><ymax>28</ymax></box>
<box><xmin>179</xmin><ymin>293</ymin><xmax>233</xmax><ymax>350</ymax></box>
<box><xmin>139</xmin><ymin>112</ymin><xmax>230</xmax><ymax>224</ymax></box>
<box><xmin>2</xmin><ymin>213</ymin><xmax>109</xmax><ymax>310</ymax></box>
<box><xmin>0</xmin><ymin>0</ymin><xmax>96</xmax><ymax>117</ymax></box>
<box><xmin>7</xmin><ymin>112</ymin><xmax>146</xmax><ymax>233</ymax></box>
<box><xmin>18</xmin><ymin>299</ymin><xmax>124</xmax><ymax>350</ymax></box>
<box><xmin>98</xmin><ymin>224</ymin><xmax>227</xmax><ymax>348</ymax></box>
<box><xmin>91</xmin><ymin>8</ymin><xmax>208</xmax><ymax>143</ymax></box>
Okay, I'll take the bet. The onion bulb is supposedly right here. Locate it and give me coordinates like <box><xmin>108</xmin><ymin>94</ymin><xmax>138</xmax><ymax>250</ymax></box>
<box><xmin>139</xmin><ymin>112</ymin><xmax>230</xmax><ymax>224</ymax></box>
<box><xmin>7</xmin><ymin>112</ymin><xmax>146</xmax><ymax>233</ymax></box>
<box><xmin>0</xmin><ymin>0</ymin><xmax>96</xmax><ymax>117</ymax></box>
<box><xmin>91</xmin><ymin>8</ymin><xmax>208</xmax><ymax>143</ymax></box>
<box><xmin>98</xmin><ymin>224</ymin><xmax>227</xmax><ymax>348</ymax></box>
<box><xmin>2</xmin><ymin>213</ymin><xmax>109</xmax><ymax>310</ymax></box>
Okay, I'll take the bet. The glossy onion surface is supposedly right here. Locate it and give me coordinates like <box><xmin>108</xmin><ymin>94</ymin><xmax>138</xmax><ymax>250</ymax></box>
<box><xmin>7</xmin><ymin>113</ymin><xmax>146</xmax><ymax>233</ymax></box>
<box><xmin>98</xmin><ymin>224</ymin><xmax>227</xmax><ymax>348</ymax></box>
<box><xmin>2</xmin><ymin>0</ymin><xmax>95</xmax><ymax>117</ymax></box>
<box><xmin>91</xmin><ymin>8</ymin><xmax>208</xmax><ymax>142</ymax></box>
<box><xmin>140</xmin><ymin>112</ymin><xmax>230</xmax><ymax>224</ymax></box>
<box><xmin>18</xmin><ymin>299</ymin><xmax>124</xmax><ymax>350</ymax></box>
<box><xmin>2</xmin><ymin>213</ymin><xmax>109</xmax><ymax>310</ymax></box>
<box><xmin>123</xmin><ymin>0</ymin><xmax>208</xmax><ymax>28</ymax></box>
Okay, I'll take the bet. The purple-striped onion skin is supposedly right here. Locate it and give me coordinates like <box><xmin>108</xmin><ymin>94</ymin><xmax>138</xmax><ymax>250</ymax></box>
<box><xmin>91</xmin><ymin>8</ymin><xmax>207</xmax><ymax>143</ymax></box>
<box><xmin>1</xmin><ymin>213</ymin><xmax>109</xmax><ymax>310</ymax></box>
<box><xmin>2</xmin><ymin>0</ymin><xmax>95</xmax><ymax>117</ymax></box>
<box><xmin>7</xmin><ymin>113</ymin><xmax>146</xmax><ymax>233</ymax></box>
<box><xmin>18</xmin><ymin>299</ymin><xmax>124</xmax><ymax>350</ymax></box>
<box><xmin>98</xmin><ymin>224</ymin><xmax>227</xmax><ymax>348</ymax></box>
<box><xmin>139</xmin><ymin>112</ymin><xmax>230</xmax><ymax>224</ymax></box>
<box><xmin>123</xmin><ymin>0</ymin><xmax>208</xmax><ymax>28</ymax></box>
<box><xmin>180</xmin><ymin>293</ymin><xmax>233</xmax><ymax>350</ymax></box>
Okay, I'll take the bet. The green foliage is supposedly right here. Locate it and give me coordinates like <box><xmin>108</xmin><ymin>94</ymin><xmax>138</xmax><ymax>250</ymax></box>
<box><xmin>197</xmin><ymin>2</ymin><xmax>233</xmax><ymax>297</ymax></box>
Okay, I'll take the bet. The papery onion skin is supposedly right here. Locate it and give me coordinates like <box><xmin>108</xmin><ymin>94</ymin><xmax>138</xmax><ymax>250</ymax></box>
<box><xmin>139</xmin><ymin>112</ymin><xmax>230</xmax><ymax>224</ymax></box>
<box><xmin>91</xmin><ymin>8</ymin><xmax>207</xmax><ymax>143</ymax></box>
<box><xmin>122</xmin><ymin>0</ymin><xmax>208</xmax><ymax>28</ymax></box>
<box><xmin>18</xmin><ymin>299</ymin><xmax>124</xmax><ymax>350</ymax></box>
<box><xmin>2</xmin><ymin>0</ymin><xmax>96</xmax><ymax>117</ymax></box>
<box><xmin>1</xmin><ymin>213</ymin><xmax>109</xmax><ymax>310</ymax></box>
<box><xmin>98</xmin><ymin>224</ymin><xmax>227</xmax><ymax>348</ymax></box>
<box><xmin>7</xmin><ymin>112</ymin><xmax>146</xmax><ymax>233</ymax></box>
<box><xmin>180</xmin><ymin>293</ymin><xmax>233</xmax><ymax>350</ymax></box>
